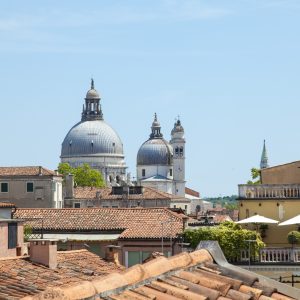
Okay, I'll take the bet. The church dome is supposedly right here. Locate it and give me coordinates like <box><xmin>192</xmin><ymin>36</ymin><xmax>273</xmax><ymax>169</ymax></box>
<box><xmin>137</xmin><ymin>139</ymin><xmax>173</xmax><ymax>165</ymax></box>
<box><xmin>85</xmin><ymin>79</ymin><xmax>100</xmax><ymax>99</ymax></box>
<box><xmin>137</xmin><ymin>113</ymin><xmax>173</xmax><ymax>166</ymax></box>
<box><xmin>86</xmin><ymin>88</ymin><xmax>100</xmax><ymax>99</ymax></box>
<box><xmin>61</xmin><ymin>120</ymin><xmax>124</xmax><ymax>157</ymax></box>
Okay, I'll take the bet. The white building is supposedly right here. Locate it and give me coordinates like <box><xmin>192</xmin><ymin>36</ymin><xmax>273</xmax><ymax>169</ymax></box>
<box><xmin>136</xmin><ymin>114</ymin><xmax>186</xmax><ymax>197</ymax></box>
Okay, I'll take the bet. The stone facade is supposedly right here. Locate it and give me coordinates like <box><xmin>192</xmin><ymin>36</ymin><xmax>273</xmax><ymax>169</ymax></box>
<box><xmin>0</xmin><ymin>167</ymin><xmax>63</xmax><ymax>208</ymax></box>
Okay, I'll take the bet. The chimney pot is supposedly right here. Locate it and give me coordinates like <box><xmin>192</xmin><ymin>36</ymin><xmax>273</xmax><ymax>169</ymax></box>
<box><xmin>105</xmin><ymin>245</ymin><xmax>121</xmax><ymax>266</ymax></box>
<box><xmin>29</xmin><ymin>239</ymin><xmax>58</xmax><ymax>269</ymax></box>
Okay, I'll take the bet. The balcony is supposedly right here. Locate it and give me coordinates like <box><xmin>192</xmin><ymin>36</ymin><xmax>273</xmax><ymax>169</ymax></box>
<box><xmin>240</xmin><ymin>248</ymin><xmax>300</xmax><ymax>263</ymax></box>
<box><xmin>238</xmin><ymin>184</ymin><xmax>300</xmax><ymax>199</ymax></box>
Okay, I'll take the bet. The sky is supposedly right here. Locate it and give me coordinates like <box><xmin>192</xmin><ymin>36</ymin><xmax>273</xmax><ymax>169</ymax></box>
<box><xmin>0</xmin><ymin>0</ymin><xmax>300</xmax><ymax>197</ymax></box>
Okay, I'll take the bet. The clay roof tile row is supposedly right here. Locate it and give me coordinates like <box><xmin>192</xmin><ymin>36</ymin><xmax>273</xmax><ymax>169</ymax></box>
<box><xmin>19</xmin><ymin>247</ymin><xmax>298</xmax><ymax>300</ymax></box>
<box><xmin>0</xmin><ymin>166</ymin><xmax>58</xmax><ymax>177</ymax></box>
<box><xmin>14</xmin><ymin>207</ymin><xmax>184</xmax><ymax>239</ymax></box>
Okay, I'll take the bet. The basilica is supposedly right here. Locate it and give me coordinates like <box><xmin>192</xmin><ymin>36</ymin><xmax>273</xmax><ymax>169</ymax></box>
<box><xmin>60</xmin><ymin>80</ymin><xmax>186</xmax><ymax>196</ymax></box>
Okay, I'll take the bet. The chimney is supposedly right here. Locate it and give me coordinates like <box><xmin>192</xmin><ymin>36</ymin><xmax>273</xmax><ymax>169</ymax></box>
<box><xmin>182</xmin><ymin>216</ymin><xmax>189</xmax><ymax>231</ymax></box>
<box><xmin>29</xmin><ymin>240</ymin><xmax>58</xmax><ymax>269</ymax></box>
<box><xmin>38</xmin><ymin>166</ymin><xmax>43</xmax><ymax>176</ymax></box>
<box><xmin>65</xmin><ymin>173</ymin><xmax>74</xmax><ymax>198</ymax></box>
<box><xmin>105</xmin><ymin>245</ymin><xmax>121</xmax><ymax>266</ymax></box>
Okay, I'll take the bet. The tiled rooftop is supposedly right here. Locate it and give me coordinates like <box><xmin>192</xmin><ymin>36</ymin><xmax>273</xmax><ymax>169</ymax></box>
<box><xmin>185</xmin><ymin>187</ymin><xmax>200</xmax><ymax>198</ymax></box>
<box><xmin>20</xmin><ymin>244</ymin><xmax>299</xmax><ymax>300</ymax></box>
<box><xmin>0</xmin><ymin>249</ymin><xmax>123</xmax><ymax>299</ymax></box>
<box><xmin>14</xmin><ymin>207</ymin><xmax>184</xmax><ymax>239</ymax></box>
<box><xmin>0</xmin><ymin>202</ymin><xmax>15</xmax><ymax>208</ymax></box>
<box><xmin>0</xmin><ymin>166</ymin><xmax>58</xmax><ymax>176</ymax></box>
<box><xmin>73</xmin><ymin>186</ymin><xmax>184</xmax><ymax>201</ymax></box>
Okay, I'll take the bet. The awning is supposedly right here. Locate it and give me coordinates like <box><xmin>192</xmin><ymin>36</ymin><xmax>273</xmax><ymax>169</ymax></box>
<box><xmin>278</xmin><ymin>214</ymin><xmax>300</xmax><ymax>226</ymax></box>
<box><xmin>42</xmin><ymin>233</ymin><xmax>120</xmax><ymax>241</ymax></box>
<box><xmin>236</xmin><ymin>215</ymin><xmax>278</xmax><ymax>224</ymax></box>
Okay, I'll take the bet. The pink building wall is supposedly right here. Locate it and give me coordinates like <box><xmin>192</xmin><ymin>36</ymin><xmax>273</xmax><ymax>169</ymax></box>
<box><xmin>0</xmin><ymin>222</ymin><xmax>24</xmax><ymax>258</ymax></box>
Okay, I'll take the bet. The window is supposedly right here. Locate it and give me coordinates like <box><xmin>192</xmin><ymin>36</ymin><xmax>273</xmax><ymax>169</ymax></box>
<box><xmin>169</xmin><ymin>169</ymin><xmax>172</xmax><ymax>176</ymax></box>
<box><xmin>175</xmin><ymin>147</ymin><xmax>179</xmax><ymax>155</ymax></box>
<box><xmin>27</xmin><ymin>182</ymin><xmax>34</xmax><ymax>192</ymax></box>
<box><xmin>185</xmin><ymin>205</ymin><xmax>187</xmax><ymax>211</ymax></box>
<box><xmin>142</xmin><ymin>169</ymin><xmax>146</xmax><ymax>177</ymax></box>
<box><xmin>74</xmin><ymin>203</ymin><xmax>81</xmax><ymax>208</ymax></box>
<box><xmin>126</xmin><ymin>251</ymin><xmax>170</xmax><ymax>267</ymax></box>
<box><xmin>127</xmin><ymin>251</ymin><xmax>151</xmax><ymax>267</ymax></box>
<box><xmin>8</xmin><ymin>223</ymin><xmax>18</xmax><ymax>249</ymax></box>
<box><xmin>1</xmin><ymin>182</ymin><xmax>8</xmax><ymax>193</ymax></box>
<box><xmin>179</xmin><ymin>147</ymin><xmax>183</xmax><ymax>156</ymax></box>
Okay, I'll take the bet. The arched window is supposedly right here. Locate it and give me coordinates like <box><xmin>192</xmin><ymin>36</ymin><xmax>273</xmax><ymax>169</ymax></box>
<box><xmin>179</xmin><ymin>147</ymin><xmax>183</xmax><ymax>156</ymax></box>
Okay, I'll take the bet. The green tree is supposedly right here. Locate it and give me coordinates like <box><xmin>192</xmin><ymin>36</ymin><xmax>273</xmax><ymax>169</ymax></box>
<box><xmin>247</xmin><ymin>167</ymin><xmax>261</xmax><ymax>185</ymax></box>
<box><xmin>287</xmin><ymin>231</ymin><xmax>300</xmax><ymax>246</ymax></box>
<box><xmin>183</xmin><ymin>221</ymin><xmax>265</xmax><ymax>262</ymax></box>
<box><xmin>58</xmin><ymin>163</ymin><xmax>105</xmax><ymax>188</ymax></box>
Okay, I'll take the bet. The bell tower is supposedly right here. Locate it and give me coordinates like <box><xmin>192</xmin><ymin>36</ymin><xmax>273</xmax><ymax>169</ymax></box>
<box><xmin>170</xmin><ymin>118</ymin><xmax>186</xmax><ymax>196</ymax></box>
<box><xmin>81</xmin><ymin>78</ymin><xmax>103</xmax><ymax>121</ymax></box>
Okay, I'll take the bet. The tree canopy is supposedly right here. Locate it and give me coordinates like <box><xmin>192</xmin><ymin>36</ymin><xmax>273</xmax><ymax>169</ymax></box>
<box><xmin>247</xmin><ymin>167</ymin><xmax>261</xmax><ymax>185</ymax></box>
<box><xmin>183</xmin><ymin>221</ymin><xmax>265</xmax><ymax>262</ymax></box>
<box><xmin>58</xmin><ymin>163</ymin><xmax>105</xmax><ymax>188</ymax></box>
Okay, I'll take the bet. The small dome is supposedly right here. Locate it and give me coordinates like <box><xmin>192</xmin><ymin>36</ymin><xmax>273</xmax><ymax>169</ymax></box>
<box><xmin>86</xmin><ymin>88</ymin><xmax>100</xmax><ymax>99</ymax></box>
<box><xmin>171</xmin><ymin>119</ymin><xmax>184</xmax><ymax>135</ymax></box>
<box><xmin>137</xmin><ymin>139</ymin><xmax>173</xmax><ymax>166</ymax></box>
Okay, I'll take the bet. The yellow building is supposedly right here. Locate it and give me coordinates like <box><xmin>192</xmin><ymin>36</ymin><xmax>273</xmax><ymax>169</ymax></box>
<box><xmin>238</xmin><ymin>155</ymin><xmax>300</xmax><ymax>247</ymax></box>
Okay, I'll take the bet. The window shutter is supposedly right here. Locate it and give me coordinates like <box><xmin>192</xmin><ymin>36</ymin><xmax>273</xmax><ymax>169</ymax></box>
<box><xmin>8</xmin><ymin>223</ymin><xmax>18</xmax><ymax>249</ymax></box>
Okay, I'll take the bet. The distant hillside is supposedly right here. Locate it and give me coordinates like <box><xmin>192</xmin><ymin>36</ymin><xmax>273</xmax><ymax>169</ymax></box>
<box><xmin>203</xmin><ymin>195</ymin><xmax>238</xmax><ymax>209</ymax></box>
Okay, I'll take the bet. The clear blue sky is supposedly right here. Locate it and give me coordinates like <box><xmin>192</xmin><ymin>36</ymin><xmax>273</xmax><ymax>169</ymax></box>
<box><xmin>1</xmin><ymin>0</ymin><xmax>300</xmax><ymax>197</ymax></box>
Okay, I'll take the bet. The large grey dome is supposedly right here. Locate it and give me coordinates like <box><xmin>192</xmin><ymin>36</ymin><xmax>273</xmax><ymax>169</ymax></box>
<box><xmin>137</xmin><ymin>138</ymin><xmax>173</xmax><ymax>165</ymax></box>
<box><xmin>61</xmin><ymin>120</ymin><xmax>124</xmax><ymax>157</ymax></box>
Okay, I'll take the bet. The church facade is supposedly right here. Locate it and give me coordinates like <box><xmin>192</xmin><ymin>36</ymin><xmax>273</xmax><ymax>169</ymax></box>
<box><xmin>136</xmin><ymin>114</ymin><xmax>186</xmax><ymax>197</ymax></box>
<box><xmin>60</xmin><ymin>80</ymin><xmax>127</xmax><ymax>185</ymax></box>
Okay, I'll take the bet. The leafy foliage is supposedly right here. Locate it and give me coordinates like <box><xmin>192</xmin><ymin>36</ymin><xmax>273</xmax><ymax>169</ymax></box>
<box><xmin>247</xmin><ymin>167</ymin><xmax>261</xmax><ymax>185</ymax></box>
<box><xmin>183</xmin><ymin>221</ymin><xmax>265</xmax><ymax>262</ymax></box>
<box><xmin>24</xmin><ymin>225</ymin><xmax>32</xmax><ymax>242</ymax></box>
<box><xmin>287</xmin><ymin>231</ymin><xmax>300</xmax><ymax>245</ymax></box>
<box><xmin>58</xmin><ymin>163</ymin><xmax>105</xmax><ymax>187</ymax></box>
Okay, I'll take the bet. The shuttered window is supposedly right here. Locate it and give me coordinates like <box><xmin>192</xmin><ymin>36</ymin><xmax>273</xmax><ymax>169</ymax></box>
<box><xmin>1</xmin><ymin>182</ymin><xmax>8</xmax><ymax>192</ymax></box>
<box><xmin>8</xmin><ymin>223</ymin><xmax>18</xmax><ymax>249</ymax></box>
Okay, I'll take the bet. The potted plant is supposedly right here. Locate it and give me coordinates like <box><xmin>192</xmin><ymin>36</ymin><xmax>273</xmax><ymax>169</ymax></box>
<box><xmin>259</xmin><ymin>224</ymin><xmax>268</xmax><ymax>238</ymax></box>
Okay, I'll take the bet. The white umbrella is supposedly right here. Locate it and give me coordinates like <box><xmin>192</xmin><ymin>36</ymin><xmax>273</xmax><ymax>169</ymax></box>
<box><xmin>236</xmin><ymin>214</ymin><xmax>278</xmax><ymax>224</ymax></box>
<box><xmin>278</xmin><ymin>215</ymin><xmax>300</xmax><ymax>226</ymax></box>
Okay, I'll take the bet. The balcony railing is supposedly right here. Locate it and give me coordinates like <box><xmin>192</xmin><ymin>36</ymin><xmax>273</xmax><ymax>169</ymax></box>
<box><xmin>238</xmin><ymin>184</ymin><xmax>300</xmax><ymax>199</ymax></box>
<box><xmin>240</xmin><ymin>248</ymin><xmax>300</xmax><ymax>263</ymax></box>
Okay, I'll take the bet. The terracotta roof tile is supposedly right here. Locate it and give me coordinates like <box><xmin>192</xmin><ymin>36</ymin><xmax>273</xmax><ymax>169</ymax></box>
<box><xmin>24</xmin><ymin>247</ymin><xmax>298</xmax><ymax>300</ymax></box>
<box><xmin>14</xmin><ymin>207</ymin><xmax>184</xmax><ymax>239</ymax></box>
<box><xmin>185</xmin><ymin>187</ymin><xmax>200</xmax><ymax>198</ymax></box>
<box><xmin>0</xmin><ymin>202</ymin><xmax>15</xmax><ymax>208</ymax></box>
<box><xmin>0</xmin><ymin>166</ymin><xmax>58</xmax><ymax>177</ymax></box>
<box><xmin>0</xmin><ymin>250</ymin><xmax>123</xmax><ymax>299</ymax></box>
<box><xmin>73</xmin><ymin>186</ymin><xmax>183</xmax><ymax>200</ymax></box>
